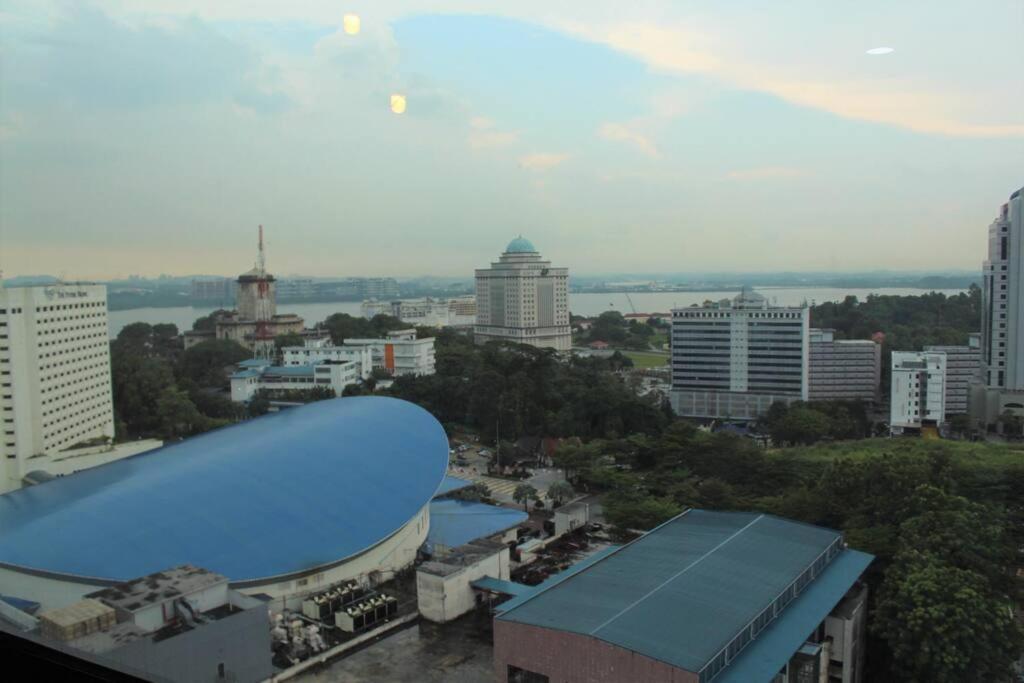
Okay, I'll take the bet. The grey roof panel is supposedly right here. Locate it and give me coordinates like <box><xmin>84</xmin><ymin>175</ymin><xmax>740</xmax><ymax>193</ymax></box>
<box><xmin>498</xmin><ymin>510</ymin><xmax>856</xmax><ymax>674</ymax></box>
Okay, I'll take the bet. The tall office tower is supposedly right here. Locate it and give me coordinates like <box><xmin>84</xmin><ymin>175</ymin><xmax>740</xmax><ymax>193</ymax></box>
<box><xmin>474</xmin><ymin>237</ymin><xmax>571</xmax><ymax>351</ymax></box>
<box><xmin>0</xmin><ymin>283</ymin><xmax>115</xmax><ymax>493</ymax></box>
<box><xmin>975</xmin><ymin>186</ymin><xmax>1024</xmax><ymax>425</ymax></box>
<box><xmin>890</xmin><ymin>351</ymin><xmax>947</xmax><ymax>435</ymax></box>
<box><xmin>808</xmin><ymin>328</ymin><xmax>881</xmax><ymax>403</ymax></box>
<box><xmin>670</xmin><ymin>287</ymin><xmax>809</xmax><ymax>419</ymax></box>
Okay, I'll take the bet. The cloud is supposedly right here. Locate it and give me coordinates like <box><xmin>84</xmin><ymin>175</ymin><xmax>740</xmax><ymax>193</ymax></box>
<box><xmin>725</xmin><ymin>166</ymin><xmax>806</xmax><ymax>181</ymax></box>
<box><xmin>599</xmin><ymin>122</ymin><xmax>658</xmax><ymax>157</ymax></box>
<box><xmin>467</xmin><ymin>117</ymin><xmax>519</xmax><ymax>148</ymax></box>
<box><xmin>519</xmin><ymin>152</ymin><xmax>569</xmax><ymax>171</ymax></box>
<box><xmin>556</xmin><ymin>19</ymin><xmax>1024</xmax><ymax>138</ymax></box>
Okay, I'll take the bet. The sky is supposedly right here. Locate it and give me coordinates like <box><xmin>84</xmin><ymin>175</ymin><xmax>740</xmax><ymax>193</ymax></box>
<box><xmin>1</xmin><ymin>0</ymin><xmax>1022</xmax><ymax>279</ymax></box>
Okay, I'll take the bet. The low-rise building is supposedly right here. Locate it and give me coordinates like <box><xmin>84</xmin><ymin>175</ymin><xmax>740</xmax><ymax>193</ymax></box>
<box><xmin>29</xmin><ymin>566</ymin><xmax>272</xmax><ymax>683</ymax></box>
<box><xmin>925</xmin><ymin>334</ymin><xmax>980</xmax><ymax>416</ymax></box>
<box><xmin>282</xmin><ymin>338</ymin><xmax>373</xmax><ymax>379</ymax></box>
<box><xmin>230</xmin><ymin>359</ymin><xmax>361</xmax><ymax>403</ymax></box>
<box><xmin>493</xmin><ymin>509</ymin><xmax>873</xmax><ymax>683</ymax></box>
<box><xmin>808</xmin><ymin>328</ymin><xmax>880</xmax><ymax>403</ymax></box>
<box><xmin>417</xmin><ymin>540</ymin><xmax>511</xmax><ymax>624</ymax></box>
<box><xmin>343</xmin><ymin>330</ymin><xmax>436</xmax><ymax>377</ymax></box>
<box><xmin>890</xmin><ymin>351</ymin><xmax>947</xmax><ymax>434</ymax></box>
<box><xmin>361</xmin><ymin>297</ymin><xmax>476</xmax><ymax>327</ymax></box>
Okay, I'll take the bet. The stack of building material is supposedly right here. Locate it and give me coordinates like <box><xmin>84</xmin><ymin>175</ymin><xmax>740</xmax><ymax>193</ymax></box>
<box><xmin>38</xmin><ymin>599</ymin><xmax>116</xmax><ymax>641</ymax></box>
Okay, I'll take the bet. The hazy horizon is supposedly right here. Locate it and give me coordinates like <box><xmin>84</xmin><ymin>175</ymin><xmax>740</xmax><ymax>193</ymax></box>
<box><xmin>2</xmin><ymin>1</ymin><xmax>1022</xmax><ymax>279</ymax></box>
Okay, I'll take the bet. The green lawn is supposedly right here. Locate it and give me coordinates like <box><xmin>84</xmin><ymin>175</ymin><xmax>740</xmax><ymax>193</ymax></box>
<box><xmin>623</xmin><ymin>351</ymin><xmax>670</xmax><ymax>369</ymax></box>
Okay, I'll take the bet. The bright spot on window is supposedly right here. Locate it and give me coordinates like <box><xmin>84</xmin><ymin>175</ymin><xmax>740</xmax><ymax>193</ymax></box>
<box><xmin>390</xmin><ymin>95</ymin><xmax>406</xmax><ymax>114</ymax></box>
<box><xmin>343</xmin><ymin>14</ymin><xmax>360</xmax><ymax>35</ymax></box>
<box><xmin>866</xmin><ymin>47</ymin><xmax>894</xmax><ymax>55</ymax></box>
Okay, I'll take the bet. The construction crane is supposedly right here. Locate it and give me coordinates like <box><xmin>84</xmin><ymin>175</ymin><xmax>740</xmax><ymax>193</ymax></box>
<box><xmin>624</xmin><ymin>292</ymin><xmax>638</xmax><ymax>315</ymax></box>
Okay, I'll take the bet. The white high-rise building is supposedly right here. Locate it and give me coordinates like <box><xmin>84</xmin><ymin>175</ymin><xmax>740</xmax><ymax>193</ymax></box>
<box><xmin>890</xmin><ymin>351</ymin><xmax>947</xmax><ymax>434</ymax></box>
<box><xmin>0</xmin><ymin>284</ymin><xmax>124</xmax><ymax>493</ymax></box>
<box><xmin>670</xmin><ymin>287</ymin><xmax>809</xmax><ymax>419</ymax></box>
<box><xmin>972</xmin><ymin>186</ymin><xmax>1024</xmax><ymax>427</ymax></box>
<box><xmin>474</xmin><ymin>237</ymin><xmax>570</xmax><ymax>351</ymax></box>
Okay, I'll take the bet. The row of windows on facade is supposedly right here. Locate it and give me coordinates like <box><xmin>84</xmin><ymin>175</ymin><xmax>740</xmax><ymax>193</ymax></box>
<box><xmin>37</xmin><ymin>333</ymin><xmax>108</xmax><ymax>348</ymax></box>
<box><xmin>41</xmin><ymin>387</ymin><xmax>111</xmax><ymax>419</ymax></box>
<box><xmin>39</xmin><ymin>351</ymin><xmax>109</xmax><ymax>372</ymax></box>
<box><xmin>41</xmin><ymin>366</ymin><xmax>109</xmax><ymax>391</ymax></box>
<box><xmin>675</xmin><ymin>311</ymin><xmax>804</xmax><ymax>318</ymax></box>
<box><xmin>35</xmin><ymin>321</ymin><xmax>107</xmax><ymax>335</ymax></box>
<box><xmin>44</xmin><ymin>401</ymin><xmax>112</xmax><ymax>435</ymax></box>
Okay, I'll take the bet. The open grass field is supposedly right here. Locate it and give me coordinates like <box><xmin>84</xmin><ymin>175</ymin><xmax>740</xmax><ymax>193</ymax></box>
<box><xmin>623</xmin><ymin>351</ymin><xmax>670</xmax><ymax>369</ymax></box>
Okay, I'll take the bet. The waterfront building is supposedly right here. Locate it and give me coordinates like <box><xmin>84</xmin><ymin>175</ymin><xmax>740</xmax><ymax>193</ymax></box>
<box><xmin>474</xmin><ymin>237</ymin><xmax>571</xmax><ymax>351</ymax></box>
<box><xmin>974</xmin><ymin>186</ymin><xmax>1024</xmax><ymax>426</ymax></box>
<box><xmin>808</xmin><ymin>329</ymin><xmax>880</xmax><ymax>403</ymax></box>
<box><xmin>0</xmin><ymin>283</ymin><xmax>159</xmax><ymax>493</ymax></box>
<box><xmin>670</xmin><ymin>287</ymin><xmax>809</xmax><ymax>420</ymax></box>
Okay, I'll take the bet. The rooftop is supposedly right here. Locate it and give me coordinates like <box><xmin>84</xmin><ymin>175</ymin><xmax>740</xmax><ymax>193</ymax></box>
<box><xmin>85</xmin><ymin>565</ymin><xmax>225</xmax><ymax>613</ymax></box>
<box><xmin>0</xmin><ymin>397</ymin><xmax>449</xmax><ymax>583</ymax></box>
<box><xmin>497</xmin><ymin>509</ymin><xmax>872</xmax><ymax>676</ymax></box>
<box><xmin>426</xmin><ymin>499</ymin><xmax>527</xmax><ymax>553</ymax></box>
<box><xmin>504</xmin><ymin>236</ymin><xmax>537</xmax><ymax>253</ymax></box>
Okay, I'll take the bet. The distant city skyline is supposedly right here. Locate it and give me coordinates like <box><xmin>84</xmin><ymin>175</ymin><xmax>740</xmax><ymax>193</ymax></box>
<box><xmin>2</xmin><ymin>1</ymin><xmax>1022</xmax><ymax>279</ymax></box>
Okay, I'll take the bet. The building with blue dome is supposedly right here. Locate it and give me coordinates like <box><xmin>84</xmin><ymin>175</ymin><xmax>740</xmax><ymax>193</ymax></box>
<box><xmin>474</xmin><ymin>237</ymin><xmax>571</xmax><ymax>351</ymax></box>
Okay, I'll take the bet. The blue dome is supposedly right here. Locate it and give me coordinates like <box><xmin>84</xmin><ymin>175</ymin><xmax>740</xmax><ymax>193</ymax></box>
<box><xmin>0</xmin><ymin>397</ymin><xmax>448</xmax><ymax>583</ymax></box>
<box><xmin>505</xmin><ymin>236</ymin><xmax>537</xmax><ymax>253</ymax></box>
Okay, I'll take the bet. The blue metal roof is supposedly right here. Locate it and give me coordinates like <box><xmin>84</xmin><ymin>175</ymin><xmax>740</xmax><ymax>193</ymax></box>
<box><xmin>230</xmin><ymin>369</ymin><xmax>261</xmax><ymax>379</ymax></box>
<box><xmin>0</xmin><ymin>397</ymin><xmax>448</xmax><ymax>584</ymax></box>
<box><xmin>505</xmin><ymin>236</ymin><xmax>537</xmax><ymax>253</ymax></box>
<box><xmin>237</xmin><ymin>359</ymin><xmax>269</xmax><ymax>368</ymax></box>
<box><xmin>426</xmin><ymin>499</ymin><xmax>527</xmax><ymax>552</ymax></box>
<box><xmin>495</xmin><ymin>545</ymin><xmax>622</xmax><ymax>614</ymax></box>
<box><xmin>718</xmin><ymin>549</ymin><xmax>873</xmax><ymax>683</ymax></box>
<box><xmin>498</xmin><ymin>510</ymin><xmax>869</xmax><ymax>675</ymax></box>
<box><xmin>471</xmin><ymin>577</ymin><xmax>532</xmax><ymax>596</ymax></box>
<box><xmin>261</xmin><ymin>365</ymin><xmax>314</xmax><ymax>377</ymax></box>
<box><xmin>434</xmin><ymin>475</ymin><xmax>474</xmax><ymax>498</ymax></box>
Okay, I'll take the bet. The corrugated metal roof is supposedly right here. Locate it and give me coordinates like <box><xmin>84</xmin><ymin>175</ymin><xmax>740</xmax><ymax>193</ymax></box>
<box><xmin>471</xmin><ymin>577</ymin><xmax>532</xmax><ymax>596</ymax></box>
<box><xmin>426</xmin><ymin>500</ymin><xmax>527</xmax><ymax>552</ymax></box>
<box><xmin>717</xmin><ymin>549</ymin><xmax>873</xmax><ymax>683</ymax></box>
<box><xmin>237</xmin><ymin>359</ymin><xmax>269</xmax><ymax>368</ymax></box>
<box><xmin>498</xmin><ymin>510</ymin><xmax>864</xmax><ymax>675</ymax></box>
<box><xmin>0</xmin><ymin>397</ymin><xmax>448</xmax><ymax>583</ymax></box>
<box><xmin>230</xmin><ymin>369</ymin><xmax>261</xmax><ymax>379</ymax></box>
<box><xmin>434</xmin><ymin>475</ymin><xmax>474</xmax><ymax>498</ymax></box>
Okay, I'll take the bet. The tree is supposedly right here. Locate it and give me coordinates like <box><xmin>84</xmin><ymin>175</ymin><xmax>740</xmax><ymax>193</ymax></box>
<box><xmin>874</xmin><ymin>551</ymin><xmax>1022</xmax><ymax>683</ymax></box>
<box><xmin>603</xmin><ymin>492</ymin><xmax>681</xmax><ymax>533</ymax></box>
<box><xmin>248</xmin><ymin>391</ymin><xmax>271</xmax><ymax>417</ymax></box>
<box><xmin>192</xmin><ymin>309</ymin><xmax>231</xmax><ymax>332</ymax></box>
<box><xmin>451</xmin><ymin>482</ymin><xmax>492</xmax><ymax>502</ymax></box>
<box><xmin>155</xmin><ymin>387</ymin><xmax>211</xmax><ymax>439</ymax></box>
<box><xmin>546</xmin><ymin>481</ymin><xmax>575</xmax><ymax>506</ymax></box>
<box><xmin>177</xmin><ymin>339</ymin><xmax>250</xmax><ymax>387</ymax></box>
<box><xmin>513</xmin><ymin>483</ymin><xmax>538</xmax><ymax>512</ymax></box>
<box><xmin>274</xmin><ymin>332</ymin><xmax>304</xmax><ymax>350</ymax></box>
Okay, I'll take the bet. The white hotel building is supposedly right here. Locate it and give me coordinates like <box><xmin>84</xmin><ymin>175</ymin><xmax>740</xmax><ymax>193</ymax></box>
<box><xmin>0</xmin><ymin>284</ymin><xmax>157</xmax><ymax>494</ymax></box>
<box><xmin>670</xmin><ymin>287</ymin><xmax>809</xmax><ymax>420</ymax></box>
<box><xmin>474</xmin><ymin>237</ymin><xmax>571</xmax><ymax>351</ymax></box>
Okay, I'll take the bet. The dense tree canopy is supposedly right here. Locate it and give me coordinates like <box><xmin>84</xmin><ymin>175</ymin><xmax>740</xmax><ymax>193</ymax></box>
<box><xmin>385</xmin><ymin>331</ymin><xmax>668</xmax><ymax>442</ymax></box>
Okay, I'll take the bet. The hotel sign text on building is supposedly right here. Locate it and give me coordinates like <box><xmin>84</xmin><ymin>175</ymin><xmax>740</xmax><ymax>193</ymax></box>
<box><xmin>44</xmin><ymin>287</ymin><xmax>88</xmax><ymax>299</ymax></box>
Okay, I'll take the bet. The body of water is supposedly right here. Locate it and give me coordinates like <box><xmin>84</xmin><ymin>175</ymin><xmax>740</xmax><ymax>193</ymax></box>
<box><xmin>106</xmin><ymin>287</ymin><xmax>967</xmax><ymax>338</ymax></box>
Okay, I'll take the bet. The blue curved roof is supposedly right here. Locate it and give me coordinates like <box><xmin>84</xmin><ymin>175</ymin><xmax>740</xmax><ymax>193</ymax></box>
<box><xmin>505</xmin><ymin>236</ymin><xmax>536</xmax><ymax>253</ymax></box>
<box><xmin>0</xmin><ymin>397</ymin><xmax>448</xmax><ymax>583</ymax></box>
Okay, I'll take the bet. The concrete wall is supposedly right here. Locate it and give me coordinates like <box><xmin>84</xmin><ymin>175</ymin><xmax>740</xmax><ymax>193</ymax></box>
<box><xmin>493</xmin><ymin>620</ymin><xmax>699</xmax><ymax>683</ymax></box>
<box><xmin>554</xmin><ymin>504</ymin><xmax>589</xmax><ymax>538</ymax></box>
<box><xmin>417</xmin><ymin>547</ymin><xmax>510</xmax><ymax>623</ymax></box>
